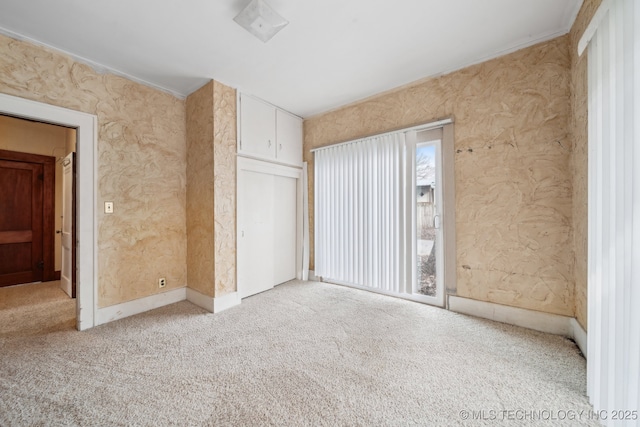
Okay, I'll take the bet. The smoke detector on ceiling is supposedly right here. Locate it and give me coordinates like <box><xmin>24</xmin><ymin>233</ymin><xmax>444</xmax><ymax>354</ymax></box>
<box><xmin>233</xmin><ymin>0</ymin><xmax>289</xmax><ymax>43</ymax></box>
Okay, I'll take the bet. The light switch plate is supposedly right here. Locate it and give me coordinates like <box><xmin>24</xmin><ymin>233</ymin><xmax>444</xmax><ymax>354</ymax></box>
<box><xmin>105</xmin><ymin>201</ymin><xmax>114</xmax><ymax>214</ymax></box>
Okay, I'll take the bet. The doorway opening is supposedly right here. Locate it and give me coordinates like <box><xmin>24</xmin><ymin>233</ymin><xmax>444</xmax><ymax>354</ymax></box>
<box><xmin>0</xmin><ymin>115</ymin><xmax>77</xmax><ymax>335</ymax></box>
<box><xmin>0</xmin><ymin>93</ymin><xmax>97</xmax><ymax>331</ymax></box>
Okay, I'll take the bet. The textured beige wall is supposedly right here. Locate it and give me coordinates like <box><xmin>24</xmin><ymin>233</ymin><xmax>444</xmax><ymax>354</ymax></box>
<box><xmin>186</xmin><ymin>82</ymin><xmax>215</xmax><ymax>297</ymax></box>
<box><xmin>570</xmin><ymin>0</ymin><xmax>602</xmax><ymax>330</ymax></box>
<box><xmin>185</xmin><ymin>80</ymin><xmax>236</xmax><ymax>298</ymax></box>
<box><xmin>0</xmin><ymin>115</ymin><xmax>75</xmax><ymax>272</ymax></box>
<box><xmin>212</xmin><ymin>81</ymin><xmax>237</xmax><ymax>296</ymax></box>
<box><xmin>305</xmin><ymin>37</ymin><xmax>574</xmax><ymax>316</ymax></box>
<box><xmin>0</xmin><ymin>34</ymin><xmax>187</xmax><ymax>307</ymax></box>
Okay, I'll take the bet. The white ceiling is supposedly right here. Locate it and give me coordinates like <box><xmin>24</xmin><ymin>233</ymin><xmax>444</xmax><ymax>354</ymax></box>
<box><xmin>0</xmin><ymin>0</ymin><xmax>582</xmax><ymax>118</ymax></box>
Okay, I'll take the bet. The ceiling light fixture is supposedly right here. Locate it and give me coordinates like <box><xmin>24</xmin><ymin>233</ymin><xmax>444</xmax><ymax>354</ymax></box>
<box><xmin>233</xmin><ymin>0</ymin><xmax>289</xmax><ymax>43</ymax></box>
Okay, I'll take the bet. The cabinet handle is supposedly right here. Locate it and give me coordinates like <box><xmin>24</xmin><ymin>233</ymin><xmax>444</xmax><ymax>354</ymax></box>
<box><xmin>268</xmin><ymin>140</ymin><xmax>272</xmax><ymax>148</ymax></box>
<box><xmin>279</xmin><ymin>143</ymin><xmax>282</xmax><ymax>151</ymax></box>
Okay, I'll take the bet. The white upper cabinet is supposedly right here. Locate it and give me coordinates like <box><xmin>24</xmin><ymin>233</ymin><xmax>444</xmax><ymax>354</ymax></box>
<box><xmin>239</xmin><ymin>94</ymin><xmax>277</xmax><ymax>160</ymax></box>
<box><xmin>275</xmin><ymin>109</ymin><xmax>303</xmax><ymax>166</ymax></box>
<box><xmin>238</xmin><ymin>93</ymin><xmax>302</xmax><ymax>167</ymax></box>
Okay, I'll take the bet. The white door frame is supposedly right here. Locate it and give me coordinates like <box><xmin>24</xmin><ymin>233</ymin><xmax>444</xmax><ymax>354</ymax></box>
<box><xmin>0</xmin><ymin>93</ymin><xmax>98</xmax><ymax>331</ymax></box>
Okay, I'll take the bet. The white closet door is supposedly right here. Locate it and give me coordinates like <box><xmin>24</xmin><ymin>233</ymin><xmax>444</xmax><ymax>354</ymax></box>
<box><xmin>238</xmin><ymin>170</ymin><xmax>275</xmax><ymax>298</ymax></box>
<box><xmin>273</xmin><ymin>175</ymin><xmax>297</xmax><ymax>285</ymax></box>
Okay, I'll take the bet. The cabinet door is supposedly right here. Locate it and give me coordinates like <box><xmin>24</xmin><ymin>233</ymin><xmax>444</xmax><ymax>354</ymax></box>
<box><xmin>273</xmin><ymin>175</ymin><xmax>298</xmax><ymax>285</ymax></box>
<box><xmin>239</xmin><ymin>94</ymin><xmax>276</xmax><ymax>160</ymax></box>
<box><xmin>237</xmin><ymin>169</ymin><xmax>275</xmax><ymax>298</ymax></box>
<box><xmin>275</xmin><ymin>109</ymin><xmax>303</xmax><ymax>166</ymax></box>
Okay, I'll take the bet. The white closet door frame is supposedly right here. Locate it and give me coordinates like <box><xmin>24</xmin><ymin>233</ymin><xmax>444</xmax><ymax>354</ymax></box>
<box><xmin>236</xmin><ymin>157</ymin><xmax>304</xmax><ymax>297</ymax></box>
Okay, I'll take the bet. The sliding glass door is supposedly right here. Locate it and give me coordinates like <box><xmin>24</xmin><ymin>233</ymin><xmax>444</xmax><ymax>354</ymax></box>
<box><xmin>314</xmin><ymin>122</ymin><xmax>452</xmax><ymax>307</ymax></box>
<box><xmin>410</xmin><ymin>133</ymin><xmax>444</xmax><ymax>306</ymax></box>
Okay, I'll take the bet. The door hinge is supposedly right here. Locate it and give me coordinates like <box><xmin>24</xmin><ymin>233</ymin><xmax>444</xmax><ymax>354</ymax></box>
<box><xmin>37</xmin><ymin>260</ymin><xmax>44</xmax><ymax>269</ymax></box>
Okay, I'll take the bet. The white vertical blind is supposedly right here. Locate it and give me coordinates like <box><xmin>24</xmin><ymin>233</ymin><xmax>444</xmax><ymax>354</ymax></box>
<box><xmin>582</xmin><ymin>0</ymin><xmax>640</xmax><ymax>423</ymax></box>
<box><xmin>314</xmin><ymin>133</ymin><xmax>405</xmax><ymax>293</ymax></box>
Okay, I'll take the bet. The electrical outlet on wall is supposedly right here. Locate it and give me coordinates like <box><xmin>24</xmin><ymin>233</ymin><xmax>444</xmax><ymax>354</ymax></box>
<box><xmin>158</xmin><ymin>278</ymin><xmax>166</xmax><ymax>288</ymax></box>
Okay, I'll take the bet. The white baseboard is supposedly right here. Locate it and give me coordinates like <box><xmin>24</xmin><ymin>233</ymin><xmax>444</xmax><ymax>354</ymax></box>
<box><xmin>448</xmin><ymin>295</ymin><xmax>574</xmax><ymax>336</ymax></box>
<box><xmin>213</xmin><ymin>291</ymin><xmax>241</xmax><ymax>313</ymax></box>
<box><xmin>185</xmin><ymin>288</ymin><xmax>240</xmax><ymax>313</ymax></box>
<box><xmin>570</xmin><ymin>317</ymin><xmax>588</xmax><ymax>356</ymax></box>
<box><xmin>95</xmin><ymin>286</ymin><xmax>240</xmax><ymax>327</ymax></box>
<box><xmin>96</xmin><ymin>287</ymin><xmax>187</xmax><ymax>326</ymax></box>
<box><xmin>308</xmin><ymin>270</ymin><xmax>319</xmax><ymax>281</ymax></box>
<box><xmin>186</xmin><ymin>287</ymin><xmax>214</xmax><ymax>312</ymax></box>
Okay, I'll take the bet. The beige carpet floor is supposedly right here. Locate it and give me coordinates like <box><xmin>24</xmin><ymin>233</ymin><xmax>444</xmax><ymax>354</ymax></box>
<box><xmin>0</xmin><ymin>281</ymin><xmax>76</xmax><ymax>336</ymax></box>
<box><xmin>0</xmin><ymin>280</ymin><xmax>597</xmax><ymax>426</ymax></box>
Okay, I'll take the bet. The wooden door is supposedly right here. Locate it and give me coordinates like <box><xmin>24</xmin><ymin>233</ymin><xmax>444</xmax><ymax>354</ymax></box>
<box><xmin>60</xmin><ymin>152</ymin><xmax>75</xmax><ymax>297</ymax></box>
<box><xmin>0</xmin><ymin>158</ymin><xmax>44</xmax><ymax>287</ymax></box>
<box><xmin>0</xmin><ymin>149</ymin><xmax>55</xmax><ymax>287</ymax></box>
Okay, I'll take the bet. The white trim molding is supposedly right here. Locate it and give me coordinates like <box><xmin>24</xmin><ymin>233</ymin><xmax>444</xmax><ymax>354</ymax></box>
<box><xmin>186</xmin><ymin>288</ymin><xmax>214</xmax><ymax>312</ymax></box>
<box><xmin>448</xmin><ymin>296</ymin><xmax>574</xmax><ymax>337</ymax></box>
<box><xmin>449</xmin><ymin>296</ymin><xmax>588</xmax><ymax>358</ymax></box>
<box><xmin>570</xmin><ymin>318</ymin><xmax>588</xmax><ymax>357</ymax></box>
<box><xmin>96</xmin><ymin>288</ymin><xmax>187</xmax><ymax>326</ymax></box>
<box><xmin>213</xmin><ymin>292</ymin><xmax>241</xmax><ymax>313</ymax></box>
<box><xmin>577</xmin><ymin>0</ymin><xmax>612</xmax><ymax>55</ymax></box>
<box><xmin>186</xmin><ymin>288</ymin><xmax>241</xmax><ymax>313</ymax></box>
<box><xmin>313</xmin><ymin>279</ymin><xmax>589</xmax><ymax>355</ymax></box>
<box><xmin>301</xmin><ymin>162</ymin><xmax>310</xmax><ymax>281</ymax></box>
